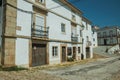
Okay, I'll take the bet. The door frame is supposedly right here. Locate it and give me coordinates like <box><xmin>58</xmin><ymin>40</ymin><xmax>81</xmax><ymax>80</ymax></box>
<box><xmin>72</xmin><ymin>46</ymin><xmax>76</xmax><ymax>60</ymax></box>
<box><xmin>60</xmin><ymin>44</ymin><xmax>67</xmax><ymax>63</ymax></box>
<box><xmin>29</xmin><ymin>40</ymin><xmax>49</xmax><ymax>67</ymax></box>
<box><xmin>86</xmin><ymin>47</ymin><xmax>90</xmax><ymax>58</ymax></box>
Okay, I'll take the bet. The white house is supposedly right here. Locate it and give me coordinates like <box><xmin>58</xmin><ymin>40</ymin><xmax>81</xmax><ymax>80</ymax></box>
<box><xmin>97</xmin><ymin>26</ymin><xmax>120</xmax><ymax>46</ymax></box>
<box><xmin>82</xmin><ymin>16</ymin><xmax>93</xmax><ymax>59</ymax></box>
<box><xmin>92</xmin><ymin>26</ymin><xmax>98</xmax><ymax>47</ymax></box>
<box><xmin>0</xmin><ymin>0</ymin><xmax>94</xmax><ymax>67</ymax></box>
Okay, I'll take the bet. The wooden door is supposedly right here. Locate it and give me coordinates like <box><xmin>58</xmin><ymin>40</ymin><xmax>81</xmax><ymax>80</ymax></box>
<box><xmin>62</xmin><ymin>46</ymin><xmax>66</xmax><ymax>62</ymax></box>
<box><xmin>73</xmin><ymin>47</ymin><xmax>76</xmax><ymax>60</ymax></box>
<box><xmin>86</xmin><ymin>47</ymin><xmax>90</xmax><ymax>58</ymax></box>
<box><xmin>32</xmin><ymin>44</ymin><xmax>46</xmax><ymax>66</ymax></box>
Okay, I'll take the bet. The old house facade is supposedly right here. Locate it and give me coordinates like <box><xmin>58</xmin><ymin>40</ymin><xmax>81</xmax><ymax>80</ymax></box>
<box><xmin>97</xmin><ymin>26</ymin><xmax>120</xmax><ymax>46</ymax></box>
<box><xmin>0</xmin><ymin>0</ymin><xmax>94</xmax><ymax>67</ymax></box>
<box><xmin>82</xmin><ymin>17</ymin><xmax>93</xmax><ymax>59</ymax></box>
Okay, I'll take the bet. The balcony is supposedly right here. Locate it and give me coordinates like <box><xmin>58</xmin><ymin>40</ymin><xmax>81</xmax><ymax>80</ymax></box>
<box><xmin>71</xmin><ymin>33</ymin><xmax>78</xmax><ymax>42</ymax></box>
<box><xmin>86</xmin><ymin>41</ymin><xmax>92</xmax><ymax>47</ymax></box>
<box><xmin>32</xmin><ymin>26</ymin><xmax>49</xmax><ymax>38</ymax></box>
<box><xmin>71</xmin><ymin>36</ymin><xmax>78</xmax><ymax>42</ymax></box>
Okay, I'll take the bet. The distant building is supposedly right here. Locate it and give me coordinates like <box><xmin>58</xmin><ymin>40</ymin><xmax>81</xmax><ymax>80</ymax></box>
<box><xmin>97</xmin><ymin>26</ymin><xmax>120</xmax><ymax>46</ymax></box>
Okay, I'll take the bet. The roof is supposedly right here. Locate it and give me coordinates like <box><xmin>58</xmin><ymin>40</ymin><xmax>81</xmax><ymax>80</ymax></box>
<box><xmin>82</xmin><ymin>16</ymin><xmax>92</xmax><ymax>24</ymax></box>
<box><xmin>97</xmin><ymin>26</ymin><xmax>120</xmax><ymax>31</ymax></box>
<box><xmin>59</xmin><ymin>0</ymin><xmax>83</xmax><ymax>15</ymax></box>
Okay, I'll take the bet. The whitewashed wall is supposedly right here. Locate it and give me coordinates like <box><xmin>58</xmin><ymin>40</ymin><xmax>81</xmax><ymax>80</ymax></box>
<box><xmin>46</xmin><ymin>0</ymin><xmax>82</xmax><ymax>42</ymax></box>
<box><xmin>15</xmin><ymin>38</ymin><xmax>29</xmax><ymax>67</ymax></box>
<box><xmin>92</xmin><ymin>31</ymin><xmax>98</xmax><ymax>47</ymax></box>
<box><xmin>46</xmin><ymin>0</ymin><xmax>71</xmax><ymax>19</ymax></box>
<box><xmin>47</xmin><ymin>12</ymin><xmax>71</xmax><ymax>41</ymax></box>
<box><xmin>17</xmin><ymin>0</ymin><xmax>32</xmax><ymax>36</ymax></box>
<box><xmin>49</xmin><ymin>42</ymin><xmax>61</xmax><ymax>64</ymax></box>
<box><xmin>15</xmin><ymin>0</ymin><xmax>33</xmax><ymax>66</ymax></box>
<box><xmin>82</xmin><ymin>21</ymin><xmax>93</xmax><ymax>59</ymax></box>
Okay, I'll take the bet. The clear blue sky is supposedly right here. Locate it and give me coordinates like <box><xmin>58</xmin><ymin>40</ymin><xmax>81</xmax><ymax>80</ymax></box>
<box><xmin>69</xmin><ymin>0</ymin><xmax>120</xmax><ymax>27</ymax></box>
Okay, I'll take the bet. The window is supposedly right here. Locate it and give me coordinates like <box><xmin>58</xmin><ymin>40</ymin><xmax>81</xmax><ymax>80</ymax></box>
<box><xmin>35</xmin><ymin>15</ymin><xmax>44</xmax><ymax>29</ymax></box>
<box><xmin>52</xmin><ymin>46</ymin><xmax>58</xmax><ymax>57</ymax></box>
<box><xmin>39</xmin><ymin>0</ymin><xmax>44</xmax><ymax>3</ymax></box>
<box><xmin>78</xmin><ymin>47</ymin><xmax>81</xmax><ymax>53</ymax></box>
<box><xmin>86</xmin><ymin>36</ymin><xmax>89</xmax><ymax>41</ymax></box>
<box><xmin>61</xmin><ymin>23</ymin><xmax>66</xmax><ymax>33</ymax></box>
<box><xmin>80</xmin><ymin>30</ymin><xmax>82</xmax><ymax>37</ymax></box>
<box><xmin>93</xmin><ymin>38</ymin><xmax>95</xmax><ymax>41</ymax></box>
<box><xmin>72</xmin><ymin>15</ymin><xmax>76</xmax><ymax>21</ymax></box>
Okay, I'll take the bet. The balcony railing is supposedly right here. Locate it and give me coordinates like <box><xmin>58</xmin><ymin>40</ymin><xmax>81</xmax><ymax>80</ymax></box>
<box><xmin>98</xmin><ymin>34</ymin><xmax>118</xmax><ymax>38</ymax></box>
<box><xmin>32</xmin><ymin>26</ymin><xmax>49</xmax><ymax>38</ymax></box>
<box><xmin>71</xmin><ymin>33</ymin><xmax>78</xmax><ymax>42</ymax></box>
<box><xmin>71</xmin><ymin>36</ymin><xmax>78</xmax><ymax>42</ymax></box>
<box><xmin>86</xmin><ymin>41</ymin><xmax>92</xmax><ymax>47</ymax></box>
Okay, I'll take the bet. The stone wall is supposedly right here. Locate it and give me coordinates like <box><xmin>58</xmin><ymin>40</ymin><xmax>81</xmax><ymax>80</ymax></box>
<box><xmin>1</xmin><ymin>0</ymin><xmax>17</xmax><ymax>67</ymax></box>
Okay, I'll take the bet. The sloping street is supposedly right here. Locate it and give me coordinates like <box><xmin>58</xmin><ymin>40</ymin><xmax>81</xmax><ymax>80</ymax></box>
<box><xmin>42</xmin><ymin>56</ymin><xmax>120</xmax><ymax>80</ymax></box>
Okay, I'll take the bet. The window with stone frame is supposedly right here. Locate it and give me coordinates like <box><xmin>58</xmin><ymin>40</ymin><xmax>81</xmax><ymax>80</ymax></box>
<box><xmin>52</xmin><ymin>46</ymin><xmax>58</xmax><ymax>57</ymax></box>
<box><xmin>80</xmin><ymin>30</ymin><xmax>82</xmax><ymax>37</ymax></box>
<box><xmin>61</xmin><ymin>23</ymin><xmax>66</xmax><ymax>33</ymax></box>
<box><xmin>36</xmin><ymin>0</ymin><xmax>45</xmax><ymax>4</ymax></box>
<box><xmin>86</xmin><ymin>36</ymin><xmax>89</xmax><ymax>41</ymax></box>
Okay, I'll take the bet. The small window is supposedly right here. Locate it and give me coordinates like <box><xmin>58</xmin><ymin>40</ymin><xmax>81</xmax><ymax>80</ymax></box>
<box><xmin>80</xmin><ymin>30</ymin><xmax>82</xmax><ymax>37</ymax></box>
<box><xmin>93</xmin><ymin>38</ymin><xmax>95</xmax><ymax>41</ymax></box>
<box><xmin>86</xmin><ymin>36</ymin><xmax>89</xmax><ymax>41</ymax></box>
<box><xmin>78</xmin><ymin>47</ymin><xmax>80</xmax><ymax>53</ymax></box>
<box><xmin>61</xmin><ymin>23</ymin><xmax>66</xmax><ymax>33</ymax></box>
<box><xmin>39</xmin><ymin>0</ymin><xmax>44</xmax><ymax>3</ymax></box>
<box><xmin>72</xmin><ymin>15</ymin><xmax>76</xmax><ymax>21</ymax></box>
<box><xmin>52</xmin><ymin>46</ymin><xmax>58</xmax><ymax>57</ymax></box>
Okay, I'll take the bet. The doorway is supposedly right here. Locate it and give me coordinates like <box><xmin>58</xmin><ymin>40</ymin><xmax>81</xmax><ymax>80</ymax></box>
<box><xmin>61</xmin><ymin>46</ymin><xmax>67</xmax><ymax>62</ymax></box>
<box><xmin>86</xmin><ymin>47</ymin><xmax>90</xmax><ymax>58</ymax></box>
<box><xmin>104</xmin><ymin>39</ymin><xmax>107</xmax><ymax>45</ymax></box>
<box><xmin>32</xmin><ymin>43</ymin><xmax>47</xmax><ymax>66</ymax></box>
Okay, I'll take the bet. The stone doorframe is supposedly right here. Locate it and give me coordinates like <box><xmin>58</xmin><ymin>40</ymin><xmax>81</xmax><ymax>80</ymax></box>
<box><xmin>60</xmin><ymin>44</ymin><xmax>67</xmax><ymax>63</ymax></box>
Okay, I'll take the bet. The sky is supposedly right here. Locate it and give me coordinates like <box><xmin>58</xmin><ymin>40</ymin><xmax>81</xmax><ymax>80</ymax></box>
<box><xmin>69</xmin><ymin>0</ymin><xmax>120</xmax><ymax>27</ymax></box>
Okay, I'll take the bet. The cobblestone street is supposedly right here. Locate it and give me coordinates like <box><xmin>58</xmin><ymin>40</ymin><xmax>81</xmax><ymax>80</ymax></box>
<box><xmin>0</xmin><ymin>55</ymin><xmax>120</xmax><ymax>80</ymax></box>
